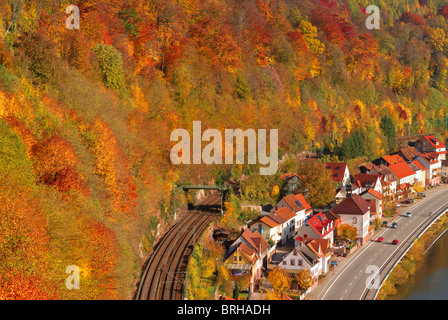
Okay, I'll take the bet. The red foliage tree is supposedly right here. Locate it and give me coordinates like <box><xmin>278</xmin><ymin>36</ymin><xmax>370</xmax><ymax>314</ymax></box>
<box><xmin>400</xmin><ymin>12</ymin><xmax>425</xmax><ymax>25</ymax></box>
<box><xmin>310</xmin><ymin>7</ymin><xmax>346</xmax><ymax>49</ymax></box>
<box><xmin>31</xmin><ymin>135</ymin><xmax>87</xmax><ymax>195</ymax></box>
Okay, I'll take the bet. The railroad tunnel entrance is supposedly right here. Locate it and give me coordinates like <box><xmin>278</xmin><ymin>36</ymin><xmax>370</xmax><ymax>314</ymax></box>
<box><xmin>177</xmin><ymin>185</ymin><xmax>228</xmax><ymax>214</ymax></box>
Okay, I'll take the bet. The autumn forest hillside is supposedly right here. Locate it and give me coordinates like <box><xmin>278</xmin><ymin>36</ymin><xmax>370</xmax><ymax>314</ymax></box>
<box><xmin>2</xmin><ymin>0</ymin><xmax>448</xmax><ymax>299</ymax></box>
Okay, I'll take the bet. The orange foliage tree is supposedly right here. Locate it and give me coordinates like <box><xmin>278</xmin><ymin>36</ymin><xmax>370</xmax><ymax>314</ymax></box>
<box><xmin>31</xmin><ymin>134</ymin><xmax>87</xmax><ymax>194</ymax></box>
<box><xmin>88</xmin><ymin>117</ymin><xmax>138</xmax><ymax>215</ymax></box>
<box><xmin>0</xmin><ymin>174</ymin><xmax>57</xmax><ymax>299</ymax></box>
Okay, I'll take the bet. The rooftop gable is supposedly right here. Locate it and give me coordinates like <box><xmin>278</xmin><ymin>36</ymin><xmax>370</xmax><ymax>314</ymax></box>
<box><xmin>294</xmin><ymin>193</ymin><xmax>312</xmax><ymax>211</ymax></box>
<box><xmin>275</xmin><ymin>206</ymin><xmax>296</xmax><ymax>221</ymax></box>
<box><xmin>281</xmin><ymin>194</ymin><xmax>305</xmax><ymax>212</ymax></box>
<box><xmin>325</xmin><ymin>162</ymin><xmax>348</xmax><ymax>181</ymax></box>
<box><xmin>353</xmin><ymin>173</ymin><xmax>381</xmax><ymax>188</ymax></box>
<box><xmin>422</xmin><ymin>135</ymin><xmax>445</xmax><ymax>149</ymax></box>
<box><xmin>331</xmin><ymin>193</ymin><xmax>370</xmax><ymax>216</ymax></box>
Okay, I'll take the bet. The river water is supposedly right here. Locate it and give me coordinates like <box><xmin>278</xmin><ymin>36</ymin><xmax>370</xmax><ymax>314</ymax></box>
<box><xmin>404</xmin><ymin>231</ymin><xmax>448</xmax><ymax>300</ymax></box>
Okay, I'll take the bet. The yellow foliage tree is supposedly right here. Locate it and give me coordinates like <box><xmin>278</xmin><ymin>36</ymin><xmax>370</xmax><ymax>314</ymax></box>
<box><xmin>267</xmin><ymin>267</ymin><xmax>291</xmax><ymax>294</ymax></box>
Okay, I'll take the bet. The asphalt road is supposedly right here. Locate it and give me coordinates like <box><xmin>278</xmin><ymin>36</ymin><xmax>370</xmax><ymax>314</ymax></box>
<box><xmin>316</xmin><ymin>185</ymin><xmax>448</xmax><ymax>300</ymax></box>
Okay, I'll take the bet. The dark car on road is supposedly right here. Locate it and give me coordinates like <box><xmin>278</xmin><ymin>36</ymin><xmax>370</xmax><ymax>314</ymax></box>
<box><xmin>418</xmin><ymin>192</ymin><xmax>427</xmax><ymax>197</ymax></box>
<box><xmin>391</xmin><ymin>222</ymin><xmax>398</xmax><ymax>229</ymax></box>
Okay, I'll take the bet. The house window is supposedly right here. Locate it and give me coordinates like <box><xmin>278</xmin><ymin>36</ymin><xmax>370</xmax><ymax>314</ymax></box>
<box><xmin>352</xmin><ymin>217</ymin><xmax>357</xmax><ymax>225</ymax></box>
<box><xmin>290</xmin><ymin>259</ymin><xmax>295</xmax><ymax>266</ymax></box>
<box><xmin>282</xmin><ymin>261</ymin><xmax>287</xmax><ymax>265</ymax></box>
<box><xmin>298</xmin><ymin>259</ymin><xmax>303</xmax><ymax>266</ymax></box>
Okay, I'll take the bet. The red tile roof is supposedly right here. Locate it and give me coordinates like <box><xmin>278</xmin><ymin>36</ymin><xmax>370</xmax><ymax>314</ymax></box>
<box><xmin>325</xmin><ymin>162</ymin><xmax>348</xmax><ymax>182</ymax></box>
<box><xmin>388</xmin><ymin>161</ymin><xmax>416</xmax><ymax>179</ymax></box>
<box><xmin>259</xmin><ymin>216</ymin><xmax>278</xmax><ymax>228</ymax></box>
<box><xmin>366</xmin><ymin>188</ymin><xmax>383</xmax><ymax>200</ymax></box>
<box><xmin>294</xmin><ymin>193</ymin><xmax>312</xmax><ymax>212</ymax></box>
<box><xmin>306</xmin><ymin>212</ymin><xmax>334</xmax><ymax>237</ymax></box>
<box><xmin>422</xmin><ymin>135</ymin><xmax>445</xmax><ymax>149</ymax></box>
<box><xmin>399</xmin><ymin>147</ymin><xmax>420</xmax><ymax>162</ymax></box>
<box><xmin>240</xmin><ymin>229</ymin><xmax>269</xmax><ymax>254</ymax></box>
<box><xmin>411</xmin><ymin>160</ymin><xmax>426</xmax><ymax>171</ymax></box>
<box><xmin>353</xmin><ymin>173</ymin><xmax>382</xmax><ymax>188</ymax></box>
<box><xmin>283</xmin><ymin>194</ymin><xmax>304</xmax><ymax>212</ymax></box>
<box><xmin>331</xmin><ymin>194</ymin><xmax>370</xmax><ymax>216</ymax></box>
<box><xmin>382</xmin><ymin>154</ymin><xmax>405</xmax><ymax>165</ymax></box>
<box><xmin>281</xmin><ymin>293</ymin><xmax>293</xmax><ymax>300</ymax></box>
<box><xmin>275</xmin><ymin>207</ymin><xmax>296</xmax><ymax>221</ymax></box>
<box><xmin>306</xmin><ymin>238</ymin><xmax>329</xmax><ymax>258</ymax></box>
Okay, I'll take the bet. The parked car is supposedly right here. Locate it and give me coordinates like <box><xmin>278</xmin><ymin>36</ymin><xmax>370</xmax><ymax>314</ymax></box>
<box><xmin>330</xmin><ymin>260</ymin><xmax>338</xmax><ymax>266</ymax></box>
<box><xmin>418</xmin><ymin>192</ymin><xmax>427</xmax><ymax>197</ymax></box>
<box><xmin>392</xmin><ymin>239</ymin><xmax>399</xmax><ymax>245</ymax></box>
<box><xmin>391</xmin><ymin>222</ymin><xmax>398</xmax><ymax>229</ymax></box>
<box><xmin>377</xmin><ymin>236</ymin><xmax>384</xmax><ymax>242</ymax></box>
<box><xmin>405</xmin><ymin>212</ymin><xmax>412</xmax><ymax>218</ymax></box>
<box><xmin>382</xmin><ymin>221</ymin><xmax>388</xmax><ymax>227</ymax></box>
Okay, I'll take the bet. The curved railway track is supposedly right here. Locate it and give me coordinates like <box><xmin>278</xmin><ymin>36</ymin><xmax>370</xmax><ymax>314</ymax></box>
<box><xmin>135</xmin><ymin>193</ymin><xmax>221</xmax><ymax>300</ymax></box>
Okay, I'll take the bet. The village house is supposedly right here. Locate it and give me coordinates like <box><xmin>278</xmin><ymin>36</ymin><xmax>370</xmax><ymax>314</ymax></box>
<box><xmin>386</xmin><ymin>161</ymin><xmax>417</xmax><ymax>200</ymax></box>
<box><xmin>250</xmin><ymin>206</ymin><xmax>298</xmax><ymax>245</ymax></box>
<box><xmin>278</xmin><ymin>237</ymin><xmax>331</xmax><ymax>286</ymax></box>
<box><xmin>225</xmin><ymin>229</ymin><xmax>270</xmax><ymax>290</ymax></box>
<box><xmin>352</xmin><ymin>173</ymin><xmax>383</xmax><ymax>195</ymax></box>
<box><xmin>416</xmin><ymin>153</ymin><xmax>442</xmax><ymax>186</ymax></box>
<box><xmin>295</xmin><ymin>212</ymin><xmax>335</xmax><ymax>244</ymax></box>
<box><xmin>325</xmin><ymin>162</ymin><xmax>351</xmax><ymax>187</ymax></box>
<box><xmin>370</xmin><ymin>164</ymin><xmax>397</xmax><ymax>196</ymax></box>
<box><xmin>271</xmin><ymin>194</ymin><xmax>312</xmax><ymax>229</ymax></box>
<box><xmin>334</xmin><ymin>187</ymin><xmax>348</xmax><ymax>205</ymax></box>
<box><xmin>387</xmin><ymin>161</ymin><xmax>417</xmax><ymax>186</ymax></box>
<box><xmin>359</xmin><ymin>188</ymin><xmax>383</xmax><ymax>220</ymax></box>
<box><xmin>329</xmin><ymin>193</ymin><xmax>371</xmax><ymax>245</ymax></box>
<box><xmin>279</xmin><ymin>174</ymin><xmax>308</xmax><ymax>197</ymax></box>
<box><xmin>409</xmin><ymin>160</ymin><xmax>425</xmax><ymax>187</ymax></box>
<box><xmin>415</xmin><ymin>135</ymin><xmax>447</xmax><ymax>160</ymax></box>
<box><xmin>380</xmin><ymin>154</ymin><xmax>405</xmax><ymax>166</ymax></box>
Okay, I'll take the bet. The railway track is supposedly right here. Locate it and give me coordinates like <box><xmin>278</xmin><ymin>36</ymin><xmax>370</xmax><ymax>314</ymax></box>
<box><xmin>135</xmin><ymin>193</ymin><xmax>221</xmax><ymax>300</ymax></box>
